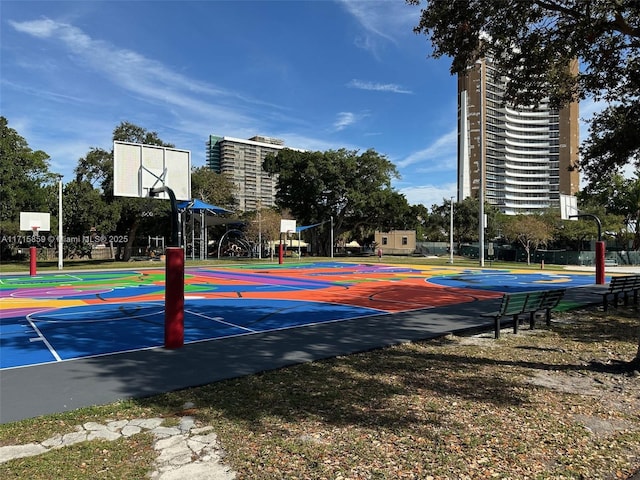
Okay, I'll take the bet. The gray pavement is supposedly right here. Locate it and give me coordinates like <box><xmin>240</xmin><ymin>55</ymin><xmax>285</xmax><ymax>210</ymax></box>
<box><xmin>0</xmin><ymin>283</ymin><xmax>606</xmax><ymax>425</ymax></box>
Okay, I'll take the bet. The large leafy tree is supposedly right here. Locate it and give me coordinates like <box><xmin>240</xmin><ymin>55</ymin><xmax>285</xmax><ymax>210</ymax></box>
<box><xmin>581</xmin><ymin>105</ymin><xmax>640</xmax><ymax>185</ymax></box>
<box><xmin>263</xmin><ymin>148</ymin><xmax>404</xmax><ymax>255</ymax></box>
<box><xmin>73</xmin><ymin>122</ymin><xmax>174</xmax><ymax>260</ymax></box>
<box><xmin>409</xmin><ymin>0</ymin><xmax>640</xmax><ymax>369</ymax></box>
<box><xmin>405</xmin><ymin>203</ymin><xmax>431</xmax><ymax>241</ymax></box>
<box><xmin>579</xmin><ymin>173</ymin><xmax>640</xmax><ymax>249</ymax></box>
<box><xmin>0</xmin><ymin>117</ymin><xmax>56</xmax><ymax>224</ymax></box>
<box><xmin>190</xmin><ymin>166</ymin><xmax>237</xmax><ymax>211</ymax></box>
<box><xmin>408</xmin><ymin>0</ymin><xmax>640</xmax><ymax>182</ymax></box>
<box><xmin>62</xmin><ymin>180</ymin><xmax>119</xmax><ymax>239</ymax></box>
<box><xmin>0</xmin><ymin>117</ymin><xmax>57</xmax><ymax>258</ymax></box>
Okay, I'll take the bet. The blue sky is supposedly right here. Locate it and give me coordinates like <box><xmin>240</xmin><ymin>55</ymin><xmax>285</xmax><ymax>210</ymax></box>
<box><xmin>1</xmin><ymin>0</ymin><xmax>598</xmax><ymax>209</ymax></box>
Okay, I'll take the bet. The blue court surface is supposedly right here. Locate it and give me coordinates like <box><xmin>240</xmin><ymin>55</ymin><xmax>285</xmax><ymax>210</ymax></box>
<box><xmin>0</xmin><ymin>262</ymin><xmax>601</xmax><ymax>370</ymax></box>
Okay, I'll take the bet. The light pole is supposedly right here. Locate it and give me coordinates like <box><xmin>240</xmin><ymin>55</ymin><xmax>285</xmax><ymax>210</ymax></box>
<box><xmin>58</xmin><ymin>177</ymin><xmax>63</xmax><ymax>270</ymax></box>
<box><xmin>449</xmin><ymin>196</ymin><xmax>454</xmax><ymax>264</ymax></box>
<box><xmin>330</xmin><ymin>216</ymin><xmax>334</xmax><ymax>258</ymax></box>
<box><xmin>478</xmin><ymin>59</ymin><xmax>485</xmax><ymax>267</ymax></box>
<box><xmin>258</xmin><ymin>206</ymin><xmax>262</xmax><ymax>260</ymax></box>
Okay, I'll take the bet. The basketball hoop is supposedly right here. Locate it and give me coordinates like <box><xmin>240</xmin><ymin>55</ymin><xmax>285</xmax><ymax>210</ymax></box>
<box><xmin>31</xmin><ymin>226</ymin><xmax>40</xmax><ymax>238</ymax></box>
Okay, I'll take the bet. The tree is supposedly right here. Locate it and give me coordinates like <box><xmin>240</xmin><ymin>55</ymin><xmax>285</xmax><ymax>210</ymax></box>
<box><xmin>581</xmin><ymin>104</ymin><xmax>640</xmax><ymax>185</ymax></box>
<box><xmin>263</xmin><ymin>148</ymin><xmax>402</xmax><ymax>255</ymax></box>
<box><xmin>408</xmin><ymin>0</ymin><xmax>640</xmax><ymax>180</ymax></box>
<box><xmin>409</xmin><ymin>0</ymin><xmax>640</xmax><ymax>370</ymax></box>
<box><xmin>429</xmin><ymin>197</ymin><xmax>500</xmax><ymax>252</ymax></box>
<box><xmin>579</xmin><ymin>173</ymin><xmax>640</xmax><ymax>249</ymax></box>
<box><xmin>62</xmin><ymin>179</ymin><xmax>119</xmax><ymax>238</ymax></box>
<box><xmin>502</xmin><ymin>215</ymin><xmax>554</xmax><ymax>265</ymax></box>
<box><xmin>73</xmin><ymin>122</ymin><xmax>174</xmax><ymax>260</ymax></box>
<box><xmin>555</xmin><ymin>218</ymin><xmax>599</xmax><ymax>253</ymax></box>
<box><xmin>0</xmin><ymin>117</ymin><xmax>58</xmax><ymax>258</ymax></box>
<box><xmin>405</xmin><ymin>203</ymin><xmax>431</xmax><ymax>241</ymax></box>
<box><xmin>242</xmin><ymin>207</ymin><xmax>282</xmax><ymax>256</ymax></box>
<box><xmin>191</xmin><ymin>166</ymin><xmax>237</xmax><ymax>211</ymax></box>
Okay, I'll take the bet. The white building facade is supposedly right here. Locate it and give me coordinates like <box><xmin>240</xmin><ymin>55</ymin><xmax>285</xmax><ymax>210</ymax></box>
<box><xmin>458</xmin><ymin>58</ymin><xmax>579</xmax><ymax>215</ymax></box>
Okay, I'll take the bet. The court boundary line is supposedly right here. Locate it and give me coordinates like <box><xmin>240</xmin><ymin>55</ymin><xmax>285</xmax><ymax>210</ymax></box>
<box><xmin>26</xmin><ymin>302</ymin><xmax>166</xmax><ymax>324</ymax></box>
<box><xmin>0</xmin><ymin>273</ymin><xmax>87</xmax><ymax>286</ymax></box>
<box><xmin>25</xmin><ymin>314</ymin><xmax>62</xmax><ymax>362</ymax></box>
<box><xmin>185</xmin><ymin>308</ymin><xmax>256</xmax><ymax>333</ymax></box>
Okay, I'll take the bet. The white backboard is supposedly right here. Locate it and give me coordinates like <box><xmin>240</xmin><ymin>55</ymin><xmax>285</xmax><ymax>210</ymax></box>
<box><xmin>20</xmin><ymin>212</ymin><xmax>51</xmax><ymax>232</ymax></box>
<box><xmin>560</xmin><ymin>194</ymin><xmax>578</xmax><ymax>220</ymax></box>
<box><xmin>280</xmin><ymin>219</ymin><xmax>297</xmax><ymax>234</ymax></box>
<box><xmin>113</xmin><ymin>141</ymin><xmax>191</xmax><ymax>201</ymax></box>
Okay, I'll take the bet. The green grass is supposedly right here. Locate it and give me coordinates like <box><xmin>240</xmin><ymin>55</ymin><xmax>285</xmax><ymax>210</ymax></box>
<box><xmin>0</xmin><ymin>435</ymin><xmax>156</xmax><ymax>479</ymax></box>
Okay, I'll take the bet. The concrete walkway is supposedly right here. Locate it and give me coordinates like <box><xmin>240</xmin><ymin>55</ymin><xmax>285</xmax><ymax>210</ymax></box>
<box><xmin>0</xmin><ymin>403</ymin><xmax>236</xmax><ymax>479</ymax></box>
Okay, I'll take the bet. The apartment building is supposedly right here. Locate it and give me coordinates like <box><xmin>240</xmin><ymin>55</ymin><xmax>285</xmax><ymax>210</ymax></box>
<box><xmin>206</xmin><ymin>135</ymin><xmax>293</xmax><ymax>211</ymax></box>
<box><xmin>457</xmin><ymin>58</ymin><xmax>579</xmax><ymax>215</ymax></box>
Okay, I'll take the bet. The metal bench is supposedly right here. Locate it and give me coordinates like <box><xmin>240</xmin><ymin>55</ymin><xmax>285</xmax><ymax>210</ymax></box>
<box><xmin>483</xmin><ymin>289</ymin><xmax>566</xmax><ymax>339</ymax></box>
<box><xmin>600</xmin><ymin>274</ymin><xmax>640</xmax><ymax>311</ymax></box>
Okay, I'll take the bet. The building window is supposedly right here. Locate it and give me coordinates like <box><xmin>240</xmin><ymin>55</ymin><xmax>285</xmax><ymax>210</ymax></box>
<box><xmin>402</xmin><ymin>236</ymin><xmax>408</xmax><ymax>246</ymax></box>
<box><xmin>382</xmin><ymin>237</ymin><xmax>388</xmax><ymax>245</ymax></box>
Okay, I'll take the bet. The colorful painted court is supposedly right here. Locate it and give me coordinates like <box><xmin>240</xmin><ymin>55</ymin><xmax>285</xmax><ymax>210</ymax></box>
<box><xmin>0</xmin><ymin>262</ymin><xmax>599</xmax><ymax>370</ymax></box>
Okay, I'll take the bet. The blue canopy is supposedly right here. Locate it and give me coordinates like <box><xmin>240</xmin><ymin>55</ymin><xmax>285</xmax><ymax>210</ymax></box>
<box><xmin>177</xmin><ymin>199</ymin><xmax>233</xmax><ymax>215</ymax></box>
<box><xmin>296</xmin><ymin>221</ymin><xmax>328</xmax><ymax>233</ymax></box>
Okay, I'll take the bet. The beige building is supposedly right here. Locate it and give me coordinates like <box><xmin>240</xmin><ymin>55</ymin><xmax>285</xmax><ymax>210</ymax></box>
<box><xmin>374</xmin><ymin>230</ymin><xmax>416</xmax><ymax>255</ymax></box>
<box><xmin>206</xmin><ymin>135</ymin><xmax>297</xmax><ymax>212</ymax></box>
<box><xmin>457</xmin><ymin>58</ymin><xmax>579</xmax><ymax>215</ymax></box>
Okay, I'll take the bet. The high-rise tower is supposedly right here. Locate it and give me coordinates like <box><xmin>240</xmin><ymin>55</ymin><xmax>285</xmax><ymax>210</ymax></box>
<box><xmin>457</xmin><ymin>58</ymin><xmax>579</xmax><ymax>214</ymax></box>
<box><xmin>206</xmin><ymin>135</ymin><xmax>292</xmax><ymax>212</ymax></box>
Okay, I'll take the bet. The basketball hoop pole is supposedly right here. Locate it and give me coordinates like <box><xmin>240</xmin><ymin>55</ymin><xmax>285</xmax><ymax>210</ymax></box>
<box><xmin>150</xmin><ymin>185</ymin><xmax>184</xmax><ymax>349</ymax></box>
<box><xmin>30</xmin><ymin>228</ymin><xmax>38</xmax><ymax>277</ymax></box>
<box><xmin>149</xmin><ymin>186</ymin><xmax>179</xmax><ymax>246</ymax></box>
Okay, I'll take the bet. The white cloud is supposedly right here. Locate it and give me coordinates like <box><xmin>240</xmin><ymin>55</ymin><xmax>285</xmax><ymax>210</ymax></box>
<box><xmin>337</xmin><ymin>0</ymin><xmax>397</xmax><ymax>44</ymax></box>
<box><xmin>8</xmin><ymin>18</ymin><xmax>275</xmax><ymax>126</ymax></box>
<box><xmin>337</xmin><ymin>0</ymin><xmax>416</xmax><ymax>43</ymax></box>
<box><xmin>1</xmin><ymin>78</ymin><xmax>91</xmax><ymax>105</ymax></box>
<box><xmin>10</xmin><ymin>18</ymin><xmax>59</xmax><ymax>38</ymax></box>
<box><xmin>333</xmin><ymin>111</ymin><xmax>371</xmax><ymax>131</ymax></box>
<box><xmin>397</xmin><ymin>129</ymin><xmax>457</xmax><ymax>169</ymax></box>
<box><xmin>399</xmin><ymin>182</ymin><xmax>457</xmax><ymax>208</ymax></box>
<box><xmin>347</xmin><ymin>79</ymin><xmax>412</xmax><ymax>94</ymax></box>
<box><xmin>337</xmin><ymin>0</ymin><xmax>419</xmax><ymax>57</ymax></box>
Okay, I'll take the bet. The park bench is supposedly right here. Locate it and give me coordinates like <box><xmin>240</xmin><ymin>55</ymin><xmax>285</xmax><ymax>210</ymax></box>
<box><xmin>483</xmin><ymin>289</ymin><xmax>566</xmax><ymax>339</ymax></box>
<box><xmin>600</xmin><ymin>274</ymin><xmax>640</xmax><ymax>311</ymax></box>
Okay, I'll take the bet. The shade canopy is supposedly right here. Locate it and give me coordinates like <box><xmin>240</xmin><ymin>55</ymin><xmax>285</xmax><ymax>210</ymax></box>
<box><xmin>177</xmin><ymin>199</ymin><xmax>233</xmax><ymax>215</ymax></box>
